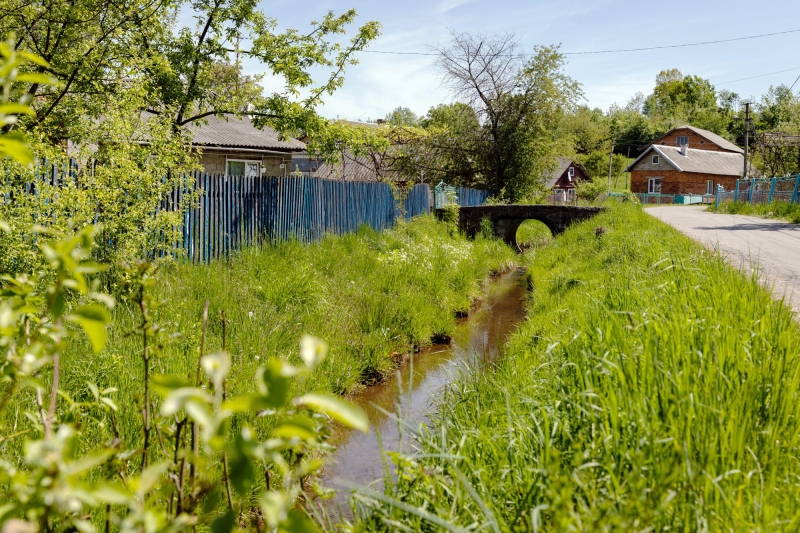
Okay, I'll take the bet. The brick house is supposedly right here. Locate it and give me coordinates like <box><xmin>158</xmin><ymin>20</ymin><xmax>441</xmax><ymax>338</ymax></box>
<box><xmin>626</xmin><ymin>125</ymin><xmax>744</xmax><ymax>195</ymax></box>
<box><xmin>187</xmin><ymin>114</ymin><xmax>307</xmax><ymax>177</ymax></box>
<box><xmin>545</xmin><ymin>158</ymin><xmax>588</xmax><ymax>201</ymax></box>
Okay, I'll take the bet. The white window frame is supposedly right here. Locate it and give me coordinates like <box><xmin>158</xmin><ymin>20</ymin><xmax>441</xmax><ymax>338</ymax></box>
<box><xmin>676</xmin><ymin>135</ymin><xmax>689</xmax><ymax>146</ymax></box>
<box><xmin>652</xmin><ymin>155</ymin><xmax>659</xmax><ymax>164</ymax></box>
<box><xmin>706</xmin><ymin>180</ymin><xmax>714</xmax><ymax>195</ymax></box>
<box><xmin>648</xmin><ymin>177</ymin><xmax>662</xmax><ymax>194</ymax></box>
<box><xmin>568</xmin><ymin>166</ymin><xmax>575</xmax><ymax>181</ymax></box>
<box><xmin>225</xmin><ymin>158</ymin><xmax>261</xmax><ymax>178</ymax></box>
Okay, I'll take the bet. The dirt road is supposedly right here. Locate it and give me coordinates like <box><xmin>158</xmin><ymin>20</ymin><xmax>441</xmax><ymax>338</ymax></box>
<box><xmin>647</xmin><ymin>205</ymin><xmax>800</xmax><ymax>315</ymax></box>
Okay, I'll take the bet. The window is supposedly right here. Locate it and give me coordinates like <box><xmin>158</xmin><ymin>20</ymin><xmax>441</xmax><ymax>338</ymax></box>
<box><xmin>648</xmin><ymin>177</ymin><xmax>662</xmax><ymax>194</ymax></box>
<box><xmin>652</xmin><ymin>155</ymin><xmax>659</xmax><ymax>164</ymax></box>
<box><xmin>699</xmin><ymin>140</ymin><xmax>705</xmax><ymax>145</ymax></box>
<box><xmin>568</xmin><ymin>166</ymin><xmax>575</xmax><ymax>181</ymax></box>
<box><xmin>676</xmin><ymin>135</ymin><xmax>689</xmax><ymax>146</ymax></box>
<box><xmin>226</xmin><ymin>159</ymin><xmax>261</xmax><ymax>178</ymax></box>
<box><xmin>706</xmin><ymin>180</ymin><xmax>714</xmax><ymax>195</ymax></box>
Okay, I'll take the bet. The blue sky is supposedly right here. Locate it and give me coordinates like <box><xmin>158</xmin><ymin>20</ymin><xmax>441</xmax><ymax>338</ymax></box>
<box><xmin>247</xmin><ymin>0</ymin><xmax>800</xmax><ymax>121</ymax></box>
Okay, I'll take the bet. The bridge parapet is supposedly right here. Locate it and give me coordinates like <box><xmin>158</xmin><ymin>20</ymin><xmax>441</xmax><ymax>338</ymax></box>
<box><xmin>458</xmin><ymin>205</ymin><xmax>605</xmax><ymax>247</ymax></box>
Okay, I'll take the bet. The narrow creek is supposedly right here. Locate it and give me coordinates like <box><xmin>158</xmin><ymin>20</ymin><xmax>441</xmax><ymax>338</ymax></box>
<box><xmin>320</xmin><ymin>268</ymin><xmax>528</xmax><ymax>518</ymax></box>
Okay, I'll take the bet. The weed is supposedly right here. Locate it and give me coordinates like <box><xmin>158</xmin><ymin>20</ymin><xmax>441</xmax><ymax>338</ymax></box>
<box><xmin>351</xmin><ymin>202</ymin><xmax>800</xmax><ymax>531</ymax></box>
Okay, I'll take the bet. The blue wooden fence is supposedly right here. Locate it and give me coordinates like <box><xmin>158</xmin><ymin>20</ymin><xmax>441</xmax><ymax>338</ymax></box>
<box><xmin>175</xmin><ymin>173</ymin><xmax>430</xmax><ymax>262</ymax></box>
<box><xmin>456</xmin><ymin>186</ymin><xmax>493</xmax><ymax>207</ymax></box>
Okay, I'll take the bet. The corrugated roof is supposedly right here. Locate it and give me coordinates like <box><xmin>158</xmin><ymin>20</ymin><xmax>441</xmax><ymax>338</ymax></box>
<box><xmin>626</xmin><ymin>145</ymin><xmax>743</xmax><ymax>176</ymax></box>
<box><xmin>544</xmin><ymin>157</ymin><xmax>579</xmax><ymax>189</ymax></box>
<box><xmin>186</xmin><ymin>113</ymin><xmax>306</xmax><ymax>151</ymax></box>
<box><xmin>672</xmin><ymin>125</ymin><xmax>743</xmax><ymax>153</ymax></box>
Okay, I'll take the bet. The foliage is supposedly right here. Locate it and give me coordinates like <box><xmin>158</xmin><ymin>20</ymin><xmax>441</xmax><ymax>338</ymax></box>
<box><xmin>0</xmin><ymin>223</ymin><xmax>376</xmax><ymax>533</ymax></box>
<box><xmin>1</xmin><ymin>0</ymin><xmax>380</xmax><ymax>140</ymax></box>
<box><xmin>0</xmin><ymin>80</ymin><xmax>200</xmax><ymax>288</ymax></box>
<box><xmin>350</xmin><ymin>202</ymin><xmax>800</xmax><ymax>531</ymax></box>
<box><xmin>712</xmin><ymin>200</ymin><xmax>800</xmax><ymax>223</ymax></box>
<box><xmin>384</xmin><ymin>106</ymin><xmax>419</xmax><ymax>126</ymax></box>
<box><xmin>577</xmin><ymin>148</ymin><xmax>631</xmax><ymax>181</ymax></box>
<box><xmin>0</xmin><ymin>35</ymin><xmax>55</xmax><ymax>165</ymax></box>
<box><xmin>573</xmin><ymin>177</ymin><xmax>607</xmax><ymax>202</ymax></box>
<box><xmin>431</xmin><ymin>31</ymin><xmax>581</xmax><ymax>202</ymax></box>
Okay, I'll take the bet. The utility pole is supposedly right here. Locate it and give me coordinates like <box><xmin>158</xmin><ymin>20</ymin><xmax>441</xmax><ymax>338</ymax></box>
<box><xmin>743</xmin><ymin>102</ymin><xmax>751</xmax><ymax>179</ymax></box>
<box><xmin>607</xmin><ymin>140</ymin><xmax>615</xmax><ymax>194</ymax></box>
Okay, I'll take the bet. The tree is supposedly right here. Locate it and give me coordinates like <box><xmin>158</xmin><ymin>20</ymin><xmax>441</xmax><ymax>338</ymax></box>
<box><xmin>432</xmin><ymin>31</ymin><xmax>581</xmax><ymax>201</ymax></box>
<box><xmin>1</xmin><ymin>1</ymin><xmax>381</xmax><ymax>139</ymax></box>
<box><xmin>385</xmin><ymin>106</ymin><xmax>419</xmax><ymax>126</ymax></box>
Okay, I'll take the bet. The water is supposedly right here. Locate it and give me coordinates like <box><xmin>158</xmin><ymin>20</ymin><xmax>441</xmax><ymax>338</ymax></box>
<box><xmin>319</xmin><ymin>268</ymin><xmax>528</xmax><ymax>519</ymax></box>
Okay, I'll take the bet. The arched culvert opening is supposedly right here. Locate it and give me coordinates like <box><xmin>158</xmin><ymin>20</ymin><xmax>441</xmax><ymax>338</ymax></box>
<box><xmin>516</xmin><ymin>219</ymin><xmax>553</xmax><ymax>250</ymax></box>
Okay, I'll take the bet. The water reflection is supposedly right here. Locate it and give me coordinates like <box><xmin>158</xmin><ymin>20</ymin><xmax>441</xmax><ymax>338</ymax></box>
<box><xmin>320</xmin><ymin>269</ymin><xmax>528</xmax><ymax>518</ymax></box>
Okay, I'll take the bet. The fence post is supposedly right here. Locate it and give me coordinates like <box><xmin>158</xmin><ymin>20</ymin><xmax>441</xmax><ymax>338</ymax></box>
<box><xmin>715</xmin><ymin>184</ymin><xmax>721</xmax><ymax>208</ymax></box>
<box><xmin>792</xmin><ymin>174</ymin><xmax>800</xmax><ymax>204</ymax></box>
<box><xmin>749</xmin><ymin>180</ymin><xmax>754</xmax><ymax>204</ymax></box>
<box><xmin>734</xmin><ymin>180</ymin><xmax>740</xmax><ymax>203</ymax></box>
<box><xmin>768</xmin><ymin>177</ymin><xmax>777</xmax><ymax>203</ymax></box>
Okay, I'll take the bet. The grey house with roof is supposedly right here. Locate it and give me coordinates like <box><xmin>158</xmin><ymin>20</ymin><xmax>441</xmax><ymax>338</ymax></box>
<box><xmin>188</xmin><ymin>114</ymin><xmax>307</xmax><ymax>177</ymax></box>
<box><xmin>625</xmin><ymin>125</ymin><xmax>744</xmax><ymax>195</ymax></box>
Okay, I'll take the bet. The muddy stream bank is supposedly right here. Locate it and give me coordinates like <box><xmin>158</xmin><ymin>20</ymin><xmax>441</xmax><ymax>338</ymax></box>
<box><xmin>319</xmin><ymin>268</ymin><xmax>528</xmax><ymax>519</ymax></box>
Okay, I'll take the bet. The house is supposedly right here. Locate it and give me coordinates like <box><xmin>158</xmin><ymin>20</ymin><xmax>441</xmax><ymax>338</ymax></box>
<box><xmin>626</xmin><ymin>125</ymin><xmax>744</xmax><ymax>195</ymax></box>
<box><xmin>186</xmin><ymin>114</ymin><xmax>307</xmax><ymax>177</ymax></box>
<box><xmin>545</xmin><ymin>158</ymin><xmax>588</xmax><ymax>201</ymax></box>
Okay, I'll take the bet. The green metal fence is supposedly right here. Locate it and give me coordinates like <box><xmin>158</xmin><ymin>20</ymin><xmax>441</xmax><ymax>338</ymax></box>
<box><xmin>715</xmin><ymin>175</ymin><xmax>800</xmax><ymax>208</ymax></box>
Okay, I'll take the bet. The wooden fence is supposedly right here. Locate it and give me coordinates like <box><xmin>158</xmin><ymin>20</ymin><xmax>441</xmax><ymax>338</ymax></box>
<box><xmin>174</xmin><ymin>174</ymin><xmax>431</xmax><ymax>262</ymax></box>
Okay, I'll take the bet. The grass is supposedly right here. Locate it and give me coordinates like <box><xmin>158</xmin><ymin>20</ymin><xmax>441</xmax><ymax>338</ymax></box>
<box><xmin>2</xmin><ymin>215</ymin><xmax>516</xmax><ymax>465</ymax></box>
<box><xmin>710</xmin><ymin>200</ymin><xmax>800</xmax><ymax>223</ymax></box>
<box><xmin>350</xmin><ymin>202</ymin><xmax>800</xmax><ymax>531</ymax></box>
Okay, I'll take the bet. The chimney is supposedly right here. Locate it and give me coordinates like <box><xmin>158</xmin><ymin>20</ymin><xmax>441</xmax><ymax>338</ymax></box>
<box><xmin>680</xmin><ymin>143</ymin><xmax>689</xmax><ymax>156</ymax></box>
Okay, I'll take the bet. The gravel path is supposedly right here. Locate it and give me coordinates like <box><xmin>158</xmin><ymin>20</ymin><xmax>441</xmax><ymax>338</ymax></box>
<box><xmin>647</xmin><ymin>205</ymin><xmax>800</xmax><ymax>315</ymax></box>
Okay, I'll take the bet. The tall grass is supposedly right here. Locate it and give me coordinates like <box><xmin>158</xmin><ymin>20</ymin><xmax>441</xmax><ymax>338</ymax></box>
<box><xmin>2</xmin><ymin>215</ymin><xmax>515</xmax><ymax>467</ymax></box>
<box><xmin>351</xmin><ymin>203</ymin><xmax>800</xmax><ymax>531</ymax></box>
<box><xmin>712</xmin><ymin>200</ymin><xmax>800</xmax><ymax>223</ymax></box>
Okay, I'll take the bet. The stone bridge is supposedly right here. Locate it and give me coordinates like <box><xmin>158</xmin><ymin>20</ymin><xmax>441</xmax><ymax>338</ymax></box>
<box><xmin>457</xmin><ymin>205</ymin><xmax>605</xmax><ymax>247</ymax></box>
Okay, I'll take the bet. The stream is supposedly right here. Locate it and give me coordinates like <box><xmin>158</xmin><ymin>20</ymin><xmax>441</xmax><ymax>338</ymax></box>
<box><xmin>320</xmin><ymin>268</ymin><xmax>528</xmax><ymax>519</ymax></box>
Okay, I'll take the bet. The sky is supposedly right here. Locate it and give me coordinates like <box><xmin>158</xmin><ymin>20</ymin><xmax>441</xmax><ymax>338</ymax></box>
<box><xmin>241</xmin><ymin>0</ymin><xmax>800</xmax><ymax>121</ymax></box>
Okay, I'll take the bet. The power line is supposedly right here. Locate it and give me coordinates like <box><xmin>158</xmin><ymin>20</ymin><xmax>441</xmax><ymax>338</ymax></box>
<box><xmin>362</xmin><ymin>28</ymin><xmax>800</xmax><ymax>57</ymax></box>
<box><xmin>716</xmin><ymin>66</ymin><xmax>800</xmax><ymax>86</ymax></box>
<box><xmin>790</xmin><ymin>73</ymin><xmax>800</xmax><ymax>92</ymax></box>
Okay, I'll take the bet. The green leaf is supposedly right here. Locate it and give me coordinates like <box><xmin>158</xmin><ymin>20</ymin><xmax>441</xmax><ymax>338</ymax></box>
<box><xmin>64</xmin><ymin>449</ymin><xmax>114</xmax><ymax>476</ymax></box>
<box><xmin>295</xmin><ymin>393</ymin><xmax>368</xmax><ymax>433</ymax></box>
<box><xmin>151</xmin><ymin>374</ymin><xmax>191</xmax><ymax>395</ymax></box>
<box><xmin>279</xmin><ymin>509</ymin><xmax>320</xmax><ymax>533</ymax></box>
<box><xmin>89</xmin><ymin>482</ymin><xmax>133</xmax><ymax>505</ymax></box>
<box><xmin>135</xmin><ymin>462</ymin><xmax>170</xmax><ymax>499</ymax></box>
<box><xmin>229</xmin><ymin>435</ymin><xmax>255</xmax><ymax>497</ymax></box>
<box><xmin>17</xmin><ymin>50</ymin><xmax>51</xmax><ymax>68</ymax></box>
<box><xmin>0</xmin><ymin>136</ymin><xmax>33</xmax><ymax>165</ymax></box>
<box><xmin>0</xmin><ymin>104</ymin><xmax>36</xmax><ymax>116</ymax></box>
<box><xmin>256</xmin><ymin>360</ymin><xmax>291</xmax><ymax>409</ymax></box>
<box><xmin>211</xmin><ymin>509</ymin><xmax>237</xmax><ymax>533</ymax></box>
<box><xmin>66</xmin><ymin>304</ymin><xmax>111</xmax><ymax>353</ymax></box>
<box><xmin>14</xmin><ymin>73</ymin><xmax>56</xmax><ymax>85</ymax></box>
<box><xmin>271</xmin><ymin>415</ymin><xmax>318</xmax><ymax>444</ymax></box>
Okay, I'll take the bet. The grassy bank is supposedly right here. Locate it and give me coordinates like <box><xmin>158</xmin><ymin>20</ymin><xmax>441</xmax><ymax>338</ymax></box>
<box><xmin>3</xmin><ymin>215</ymin><xmax>515</xmax><ymax>461</ymax></box>
<box><xmin>351</xmin><ymin>203</ymin><xmax>800</xmax><ymax>531</ymax></box>
<box><xmin>711</xmin><ymin>200</ymin><xmax>800</xmax><ymax>223</ymax></box>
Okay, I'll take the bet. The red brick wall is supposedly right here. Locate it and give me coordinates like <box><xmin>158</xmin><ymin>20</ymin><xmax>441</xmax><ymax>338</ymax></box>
<box><xmin>652</xmin><ymin>128</ymin><xmax>737</xmax><ymax>153</ymax></box>
<box><xmin>631</xmin><ymin>170</ymin><xmax>738</xmax><ymax>195</ymax></box>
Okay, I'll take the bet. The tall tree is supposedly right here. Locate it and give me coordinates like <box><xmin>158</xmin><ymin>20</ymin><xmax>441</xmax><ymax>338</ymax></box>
<box><xmin>432</xmin><ymin>31</ymin><xmax>581</xmax><ymax>201</ymax></box>
<box><xmin>384</xmin><ymin>106</ymin><xmax>419</xmax><ymax>126</ymax></box>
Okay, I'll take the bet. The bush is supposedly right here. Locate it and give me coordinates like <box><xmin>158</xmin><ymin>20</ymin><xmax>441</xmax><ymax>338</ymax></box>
<box><xmin>574</xmin><ymin>178</ymin><xmax>607</xmax><ymax>202</ymax></box>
